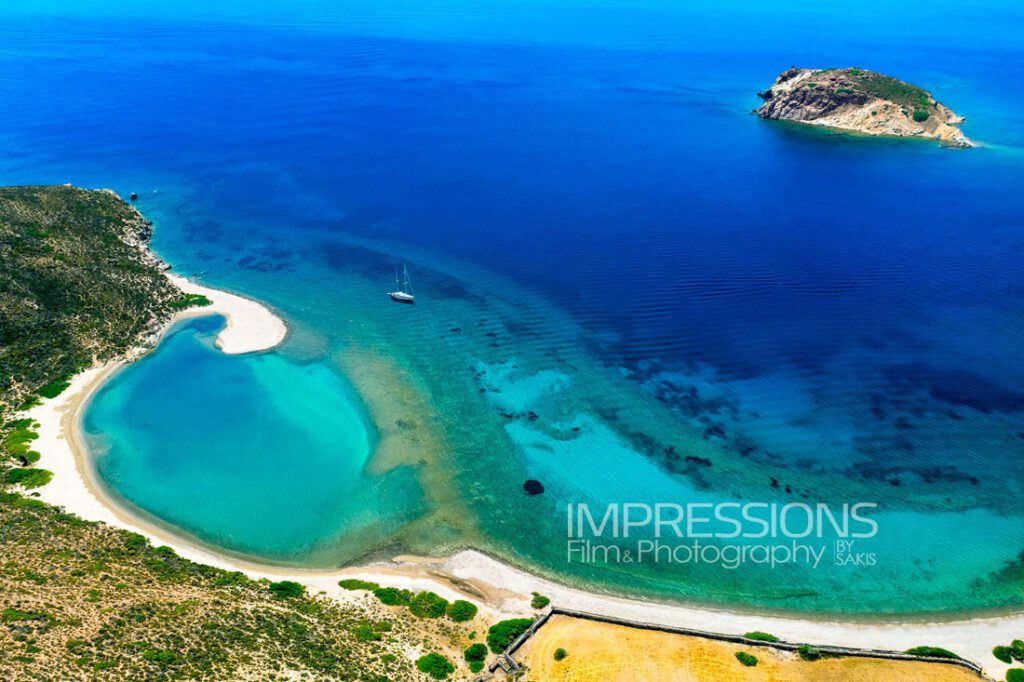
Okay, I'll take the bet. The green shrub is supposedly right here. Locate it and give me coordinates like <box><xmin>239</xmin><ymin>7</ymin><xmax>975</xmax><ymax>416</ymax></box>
<box><xmin>268</xmin><ymin>580</ymin><xmax>305</xmax><ymax>599</ymax></box>
<box><xmin>464</xmin><ymin>643</ymin><xmax>487</xmax><ymax>663</ymax></box>
<box><xmin>408</xmin><ymin>591</ymin><xmax>448</xmax><ymax>619</ymax></box>
<box><xmin>465</xmin><ymin>643</ymin><xmax>487</xmax><ymax>673</ymax></box>
<box><xmin>904</xmin><ymin>646</ymin><xmax>959</xmax><ymax>659</ymax></box>
<box><xmin>38</xmin><ymin>379</ymin><xmax>71</xmax><ymax>399</ymax></box>
<box><xmin>1007</xmin><ymin>669</ymin><xmax>1024</xmax><ymax>682</ymax></box>
<box><xmin>735</xmin><ymin>651</ymin><xmax>758</xmax><ymax>667</ymax></box>
<box><xmin>3</xmin><ymin>424</ymin><xmax>39</xmax><ymax>461</ymax></box>
<box><xmin>446</xmin><ymin>599</ymin><xmax>478</xmax><ymax>622</ymax></box>
<box><xmin>912</xmin><ymin>110</ymin><xmax>930</xmax><ymax>122</ymax></box>
<box><xmin>373</xmin><ymin>586</ymin><xmax>412</xmax><ymax>606</ymax></box>
<box><xmin>352</xmin><ymin>620</ymin><xmax>382</xmax><ymax>642</ymax></box>
<box><xmin>487</xmin><ymin>618</ymin><xmax>534</xmax><ymax>653</ymax></box>
<box><xmin>169</xmin><ymin>293</ymin><xmax>213</xmax><ymax>310</ymax></box>
<box><xmin>1012</xmin><ymin>639</ymin><xmax>1024</xmax><ymax>661</ymax></box>
<box><xmin>337</xmin><ymin>578</ymin><xmax>380</xmax><ymax>591</ymax></box>
<box><xmin>744</xmin><ymin>631</ymin><xmax>779</xmax><ymax>642</ymax></box>
<box><xmin>531</xmin><ymin>592</ymin><xmax>551</xmax><ymax>609</ymax></box>
<box><xmin>554</xmin><ymin>647</ymin><xmax>568</xmax><ymax>661</ymax></box>
<box><xmin>6</xmin><ymin>467</ymin><xmax>53</xmax><ymax>489</ymax></box>
<box><xmin>797</xmin><ymin>644</ymin><xmax>821</xmax><ymax>661</ymax></box>
<box><xmin>18</xmin><ymin>450</ymin><xmax>41</xmax><ymax>466</ymax></box>
<box><xmin>996</xmin><ymin>646</ymin><xmax>1015</xmax><ymax>663</ymax></box>
<box><xmin>2</xmin><ymin>608</ymin><xmax>50</xmax><ymax>623</ymax></box>
<box><xmin>143</xmin><ymin>649</ymin><xmax>181</xmax><ymax>666</ymax></box>
<box><xmin>213</xmin><ymin>571</ymin><xmax>249</xmax><ymax>587</ymax></box>
<box><xmin>415</xmin><ymin>653</ymin><xmax>455</xmax><ymax>680</ymax></box>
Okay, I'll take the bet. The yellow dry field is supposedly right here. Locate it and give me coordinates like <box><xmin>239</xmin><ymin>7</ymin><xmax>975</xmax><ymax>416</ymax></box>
<box><xmin>517</xmin><ymin>616</ymin><xmax>981</xmax><ymax>682</ymax></box>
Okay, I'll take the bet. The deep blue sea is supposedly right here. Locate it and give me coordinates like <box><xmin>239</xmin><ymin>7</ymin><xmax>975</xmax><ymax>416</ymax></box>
<box><xmin>2</xmin><ymin>0</ymin><xmax>1023</xmax><ymax>614</ymax></box>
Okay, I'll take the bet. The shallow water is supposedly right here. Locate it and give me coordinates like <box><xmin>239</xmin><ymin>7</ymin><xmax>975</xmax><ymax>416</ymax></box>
<box><xmin>83</xmin><ymin>316</ymin><xmax>423</xmax><ymax>562</ymax></box>
<box><xmin>2</xmin><ymin>0</ymin><xmax>1024</xmax><ymax>613</ymax></box>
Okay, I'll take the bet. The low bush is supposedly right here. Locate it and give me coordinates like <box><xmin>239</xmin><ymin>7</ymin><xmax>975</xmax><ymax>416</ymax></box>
<box><xmin>337</xmin><ymin>578</ymin><xmax>380</xmax><ymax>591</ymax></box>
<box><xmin>464</xmin><ymin>643</ymin><xmax>487</xmax><ymax>672</ymax></box>
<box><xmin>554</xmin><ymin>648</ymin><xmax>568</xmax><ymax>661</ymax></box>
<box><xmin>1007</xmin><ymin>669</ymin><xmax>1024</xmax><ymax>682</ymax></box>
<box><xmin>743</xmin><ymin>631</ymin><xmax>779</xmax><ymax>642</ymax></box>
<box><xmin>905</xmin><ymin>646</ymin><xmax>959</xmax><ymax>659</ymax></box>
<box><xmin>213</xmin><ymin>571</ymin><xmax>249</xmax><ymax>587</ymax></box>
<box><xmin>373</xmin><ymin>586</ymin><xmax>412</xmax><ymax>606</ymax></box>
<box><xmin>18</xmin><ymin>449</ymin><xmax>41</xmax><ymax>465</ymax></box>
<box><xmin>169</xmin><ymin>293</ymin><xmax>213</xmax><ymax>310</ymax></box>
<box><xmin>446</xmin><ymin>599</ymin><xmax>478</xmax><ymax>622</ymax></box>
<box><xmin>735</xmin><ymin>651</ymin><xmax>758</xmax><ymax>667</ymax></box>
<box><xmin>995</xmin><ymin>646</ymin><xmax>1015</xmax><ymax>664</ymax></box>
<box><xmin>487</xmin><ymin>618</ymin><xmax>534</xmax><ymax>654</ymax></box>
<box><xmin>408</xmin><ymin>591</ymin><xmax>448</xmax><ymax>619</ymax></box>
<box><xmin>912</xmin><ymin>110</ymin><xmax>930</xmax><ymax>122</ymax></box>
<box><xmin>6</xmin><ymin>467</ymin><xmax>53</xmax><ymax>489</ymax></box>
<box><xmin>38</xmin><ymin>379</ymin><xmax>71</xmax><ymax>399</ymax></box>
<box><xmin>268</xmin><ymin>580</ymin><xmax>305</xmax><ymax>599</ymax></box>
<box><xmin>415</xmin><ymin>653</ymin><xmax>454</xmax><ymax>680</ymax></box>
<box><xmin>464</xmin><ymin>643</ymin><xmax>487</xmax><ymax>663</ymax></box>
<box><xmin>530</xmin><ymin>592</ymin><xmax>550</xmax><ymax>609</ymax></box>
<box><xmin>351</xmin><ymin>620</ymin><xmax>381</xmax><ymax>642</ymax></box>
<box><xmin>797</xmin><ymin>644</ymin><xmax>821</xmax><ymax>661</ymax></box>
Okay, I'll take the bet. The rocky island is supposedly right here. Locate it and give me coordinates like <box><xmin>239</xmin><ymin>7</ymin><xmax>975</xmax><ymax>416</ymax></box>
<box><xmin>756</xmin><ymin>67</ymin><xmax>973</xmax><ymax>147</ymax></box>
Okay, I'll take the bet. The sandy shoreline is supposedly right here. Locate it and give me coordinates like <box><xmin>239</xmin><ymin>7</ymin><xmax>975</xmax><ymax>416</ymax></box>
<box><xmin>165</xmin><ymin>273</ymin><xmax>288</xmax><ymax>354</ymax></box>
<box><xmin>20</xmin><ymin>276</ymin><xmax>1021</xmax><ymax>679</ymax></box>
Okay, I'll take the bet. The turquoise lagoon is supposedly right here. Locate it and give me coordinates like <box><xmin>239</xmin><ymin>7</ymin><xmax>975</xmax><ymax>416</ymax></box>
<box><xmin>83</xmin><ymin>315</ymin><xmax>423</xmax><ymax>563</ymax></box>
<box><xmin>2</xmin><ymin>0</ymin><xmax>1024</xmax><ymax>614</ymax></box>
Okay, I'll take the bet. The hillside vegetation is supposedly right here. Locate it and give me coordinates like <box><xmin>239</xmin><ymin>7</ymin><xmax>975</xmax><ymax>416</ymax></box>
<box><xmin>0</xmin><ymin>492</ymin><xmax>449</xmax><ymax>680</ymax></box>
<box><xmin>0</xmin><ymin>185</ymin><xmax>181</xmax><ymax>417</ymax></box>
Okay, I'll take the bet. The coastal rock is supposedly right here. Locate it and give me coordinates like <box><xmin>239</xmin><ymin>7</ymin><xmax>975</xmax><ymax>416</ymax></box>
<box><xmin>523</xmin><ymin>479</ymin><xmax>545</xmax><ymax>496</ymax></box>
<box><xmin>755</xmin><ymin>67</ymin><xmax>973</xmax><ymax>147</ymax></box>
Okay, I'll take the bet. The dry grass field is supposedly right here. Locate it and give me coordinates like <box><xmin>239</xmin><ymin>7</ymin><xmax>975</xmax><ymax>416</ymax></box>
<box><xmin>516</xmin><ymin>616</ymin><xmax>982</xmax><ymax>682</ymax></box>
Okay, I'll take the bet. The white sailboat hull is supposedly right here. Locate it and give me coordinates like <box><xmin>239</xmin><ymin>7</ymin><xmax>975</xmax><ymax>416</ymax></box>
<box><xmin>388</xmin><ymin>291</ymin><xmax>415</xmax><ymax>302</ymax></box>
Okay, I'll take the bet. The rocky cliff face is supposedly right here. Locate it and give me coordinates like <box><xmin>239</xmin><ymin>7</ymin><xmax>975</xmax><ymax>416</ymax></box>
<box><xmin>756</xmin><ymin>68</ymin><xmax>972</xmax><ymax>147</ymax></box>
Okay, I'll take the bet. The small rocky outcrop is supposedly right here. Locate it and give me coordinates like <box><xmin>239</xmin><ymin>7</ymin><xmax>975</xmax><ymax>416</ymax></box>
<box><xmin>523</xmin><ymin>479</ymin><xmax>545</xmax><ymax>496</ymax></box>
<box><xmin>755</xmin><ymin>67</ymin><xmax>972</xmax><ymax>147</ymax></box>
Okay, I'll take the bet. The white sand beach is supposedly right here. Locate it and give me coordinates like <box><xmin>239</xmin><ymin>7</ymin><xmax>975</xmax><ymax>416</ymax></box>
<box><xmin>21</xmin><ymin>276</ymin><xmax>1023</xmax><ymax>681</ymax></box>
<box><xmin>165</xmin><ymin>274</ymin><xmax>287</xmax><ymax>354</ymax></box>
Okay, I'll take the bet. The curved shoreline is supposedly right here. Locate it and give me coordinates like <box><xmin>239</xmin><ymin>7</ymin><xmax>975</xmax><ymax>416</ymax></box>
<box><xmin>22</xmin><ymin>276</ymin><xmax>1023</xmax><ymax>679</ymax></box>
<box><xmin>165</xmin><ymin>274</ymin><xmax>288</xmax><ymax>354</ymax></box>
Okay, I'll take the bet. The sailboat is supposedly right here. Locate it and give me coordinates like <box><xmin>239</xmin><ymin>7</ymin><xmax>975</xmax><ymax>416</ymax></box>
<box><xmin>388</xmin><ymin>263</ymin><xmax>415</xmax><ymax>303</ymax></box>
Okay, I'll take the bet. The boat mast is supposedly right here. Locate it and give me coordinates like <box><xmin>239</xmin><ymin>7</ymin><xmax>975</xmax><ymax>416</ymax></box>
<box><xmin>403</xmin><ymin>263</ymin><xmax>413</xmax><ymax>294</ymax></box>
